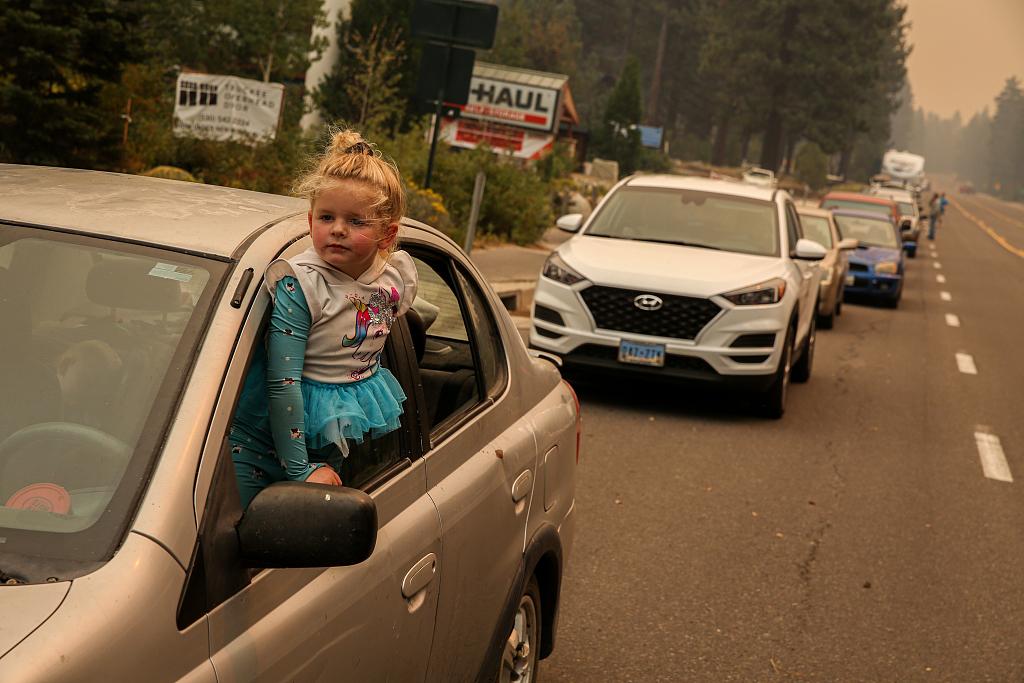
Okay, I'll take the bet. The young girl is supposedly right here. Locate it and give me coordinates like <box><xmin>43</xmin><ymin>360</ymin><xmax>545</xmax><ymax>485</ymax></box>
<box><xmin>229</xmin><ymin>129</ymin><xmax>417</xmax><ymax>508</ymax></box>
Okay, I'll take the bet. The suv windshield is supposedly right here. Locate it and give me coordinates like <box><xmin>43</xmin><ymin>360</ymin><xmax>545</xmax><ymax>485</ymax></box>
<box><xmin>585</xmin><ymin>187</ymin><xmax>779</xmax><ymax>257</ymax></box>
<box><xmin>834</xmin><ymin>215</ymin><xmax>900</xmax><ymax>249</ymax></box>
<box><xmin>0</xmin><ymin>226</ymin><xmax>224</xmax><ymax>578</ymax></box>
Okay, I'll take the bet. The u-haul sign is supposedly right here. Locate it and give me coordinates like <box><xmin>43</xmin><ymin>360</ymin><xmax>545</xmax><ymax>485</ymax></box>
<box><xmin>458</xmin><ymin>76</ymin><xmax>561</xmax><ymax>133</ymax></box>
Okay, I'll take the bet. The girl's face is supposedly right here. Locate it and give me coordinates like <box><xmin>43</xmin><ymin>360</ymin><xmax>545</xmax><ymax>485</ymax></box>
<box><xmin>308</xmin><ymin>179</ymin><xmax>398</xmax><ymax>278</ymax></box>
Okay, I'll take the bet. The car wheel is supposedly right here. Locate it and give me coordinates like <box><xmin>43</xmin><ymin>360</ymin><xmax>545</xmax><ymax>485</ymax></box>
<box><xmin>760</xmin><ymin>325</ymin><xmax>794</xmax><ymax>419</ymax></box>
<box><xmin>498</xmin><ymin>576</ymin><xmax>542</xmax><ymax>683</ymax></box>
<box><xmin>818</xmin><ymin>299</ymin><xmax>835</xmax><ymax>330</ymax></box>
<box><xmin>792</xmin><ymin>313</ymin><xmax>815</xmax><ymax>383</ymax></box>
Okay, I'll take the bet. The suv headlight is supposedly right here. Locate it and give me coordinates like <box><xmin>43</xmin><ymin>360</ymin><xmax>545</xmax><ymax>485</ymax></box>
<box><xmin>542</xmin><ymin>253</ymin><xmax>587</xmax><ymax>285</ymax></box>
<box><xmin>874</xmin><ymin>261</ymin><xmax>899</xmax><ymax>275</ymax></box>
<box><xmin>722</xmin><ymin>278</ymin><xmax>787</xmax><ymax>305</ymax></box>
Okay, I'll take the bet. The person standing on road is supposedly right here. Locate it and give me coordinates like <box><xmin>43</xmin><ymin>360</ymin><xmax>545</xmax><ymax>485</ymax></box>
<box><xmin>928</xmin><ymin>192</ymin><xmax>940</xmax><ymax>240</ymax></box>
<box><xmin>939</xmin><ymin>192</ymin><xmax>949</xmax><ymax>226</ymax></box>
<box><xmin>228</xmin><ymin>128</ymin><xmax>419</xmax><ymax>508</ymax></box>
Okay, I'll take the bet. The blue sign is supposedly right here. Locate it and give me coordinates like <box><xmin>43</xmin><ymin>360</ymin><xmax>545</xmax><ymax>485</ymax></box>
<box><xmin>638</xmin><ymin>125</ymin><xmax>663</xmax><ymax>149</ymax></box>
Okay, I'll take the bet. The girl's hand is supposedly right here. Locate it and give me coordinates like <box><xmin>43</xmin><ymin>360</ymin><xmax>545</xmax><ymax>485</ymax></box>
<box><xmin>307</xmin><ymin>466</ymin><xmax>342</xmax><ymax>486</ymax></box>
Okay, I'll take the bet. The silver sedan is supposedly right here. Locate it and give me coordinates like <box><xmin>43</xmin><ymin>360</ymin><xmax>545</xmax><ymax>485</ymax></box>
<box><xmin>0</xmin><ymin>165</ymin><xmax>579</xmax><ymax>682</ymax></box>
<box><xmin>797</xmin><ymin>206</ymin><xmax>858</xmax><ymax>329</ymax></box>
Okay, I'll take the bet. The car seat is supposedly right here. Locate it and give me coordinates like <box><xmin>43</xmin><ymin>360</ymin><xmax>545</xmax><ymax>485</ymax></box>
<box><xmin>0</xmin><ymin>266</ymin><xmax>62</xmax><ymax>443</ymax></box>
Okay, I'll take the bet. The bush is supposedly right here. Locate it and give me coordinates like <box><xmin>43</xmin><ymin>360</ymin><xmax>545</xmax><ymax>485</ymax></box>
<box><xmin>794</xmin><ymin>142</ymin><xmax>829</xmax><ymax>191</ymax></box>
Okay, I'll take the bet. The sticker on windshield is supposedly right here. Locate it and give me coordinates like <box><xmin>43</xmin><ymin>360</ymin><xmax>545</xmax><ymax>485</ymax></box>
<box><xmin>149</xmin><ymin>262</ymin><xmax>194</xmax><ymax>282</ymax></box>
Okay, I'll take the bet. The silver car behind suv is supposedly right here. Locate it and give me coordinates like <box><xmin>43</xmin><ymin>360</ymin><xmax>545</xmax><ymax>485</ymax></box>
<box><xmin>0</xmin><ymin>165</ymin><xmax>580</xmax><ymax>682</ymax></box>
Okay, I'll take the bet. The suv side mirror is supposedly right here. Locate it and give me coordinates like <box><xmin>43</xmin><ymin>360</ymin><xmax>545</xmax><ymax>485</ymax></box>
<box><xmin>837</xmin><ymin>238</ymin><xmax>858</xmax><ymax>251</ymax></box>
<box><xmin>793</xmin><ymin>238</ymin><xmax>827</xmax><ymax>260</ymax></box>
<box><xmin>238</xmin><ymin>481</ymin><xmax>378</xmax><ymax>568</ymax></box>
<box><xmin>556</xmin><ymin>213</ymin><xmax>583</xmax><ymax>232</ymax></box>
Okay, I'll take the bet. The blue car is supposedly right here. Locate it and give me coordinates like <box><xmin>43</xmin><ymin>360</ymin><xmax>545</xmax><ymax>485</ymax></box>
<box><xmin>832</xmin><ymin>210</ymin><xmax>905</xmax><ymax>307</ymax></box>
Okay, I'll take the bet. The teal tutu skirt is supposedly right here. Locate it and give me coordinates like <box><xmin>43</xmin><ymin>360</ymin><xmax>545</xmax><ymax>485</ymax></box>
<box><xmin>301</xmin><ymin>370</ymin><xmax>406</xmax><ymax>455</ymax></box>
<box><xmin>231</xmin><ymin>360</ymin><xmax>406</xmax><ymax>458</ymax></box>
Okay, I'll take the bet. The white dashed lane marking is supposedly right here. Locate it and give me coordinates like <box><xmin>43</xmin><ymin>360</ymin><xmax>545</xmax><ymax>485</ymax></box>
<box><xmin>956</xmin><ymin>352</ymin><xmax>978</xmax><ymax>375</ymax></box>
<box><xmin>936</xmin><ymin>274</ymin><xmax>946</xmax><ymax>283</ymax></box>
<box><xmin>940</xmin><ymin>291</ymin><xmax>952</xmax><ymax>301</ymax></box>
<box><xmin>975</xmin><ymin>430</ymin><xmax>1013</xmax><ymax>483</ymax></box>
<box><xmin>933</xmin><ymin>262</ymin><xmax>942</xmax><ymax>269</ymax></box>
<box><xmin>945</xmin><ymin>313</ymin><xmax>961</xmax><ymax>327</ymax></box>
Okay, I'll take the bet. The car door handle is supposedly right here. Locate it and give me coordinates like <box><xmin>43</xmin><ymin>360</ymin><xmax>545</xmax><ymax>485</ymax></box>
<box><xmin>401</xmin><ymin>553</ymin><xmax>437</xmax><ymax>599</ymax></box>
<box><xmin>512</xmin><ymin>469</ymin><xmax>532</xmax><ymax>503</ymax></box>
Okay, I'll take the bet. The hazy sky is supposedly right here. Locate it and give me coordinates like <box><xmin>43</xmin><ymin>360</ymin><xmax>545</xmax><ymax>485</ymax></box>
<box><xmin>903</xmin><ymin>0</ymin><xmax>1024</xmax><ymax>120</ymax></box>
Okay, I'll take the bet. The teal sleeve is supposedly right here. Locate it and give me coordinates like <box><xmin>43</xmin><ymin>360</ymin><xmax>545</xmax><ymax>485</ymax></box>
<box><xmin>267</xmin><ymin>276</ymin><xmax>325</xmax><ymax>481</ymax></box>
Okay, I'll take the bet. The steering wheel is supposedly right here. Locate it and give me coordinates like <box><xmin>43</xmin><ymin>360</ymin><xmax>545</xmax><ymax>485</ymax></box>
<box><xmin>0</xmin><ymin>422</ymin><xmax>132</xmax><ymax>504</ymax></box>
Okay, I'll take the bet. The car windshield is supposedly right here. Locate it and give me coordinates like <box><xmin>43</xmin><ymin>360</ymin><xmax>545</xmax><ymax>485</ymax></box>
<box><xmin>0</xmin><ymin>226</ymin><xmax>224</xmax><ymax>572</ymax></box>
<box><xmin>897</xmin><ymin>202</ymin><xmax>915</xmax><ymax>215</ymax></box>
<box><xmin>585</xmin><ymin>187</ymin><xmax>779</xmax><ymax>256</ymax></box>
<box><xmin>821</xmin><ymin>199</ymin><xmax>892</xmax><ymax>218</ymax></box>
<box><xmin>834</xmin><ymin>215</ymin><xmax>900</xmax><ymax>249</ymax></box>
<box><xmin>798</xmin><ymin>215</ymin><xmax>833</xmax><ymax>248</ymax></box>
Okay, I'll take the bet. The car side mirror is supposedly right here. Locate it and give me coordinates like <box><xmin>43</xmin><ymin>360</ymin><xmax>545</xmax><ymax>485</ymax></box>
<box><xmin>793</xmin><ymin>238</ymin><xmax>827</xmax><ymax>260</ymax></box>
<box><xmin>238</xmin><ymin>481</ymin><xmax>378</xmax><ymax>568</ymax></box>
<box><xmin>556</xmin><ymin>213</ymin><xmax>583</xmax><ymax>233</ymax></box>
<box><xmin>837</xmin><ymin>238</ymin><xmax>858</xmax><ymax>251</ymax></box>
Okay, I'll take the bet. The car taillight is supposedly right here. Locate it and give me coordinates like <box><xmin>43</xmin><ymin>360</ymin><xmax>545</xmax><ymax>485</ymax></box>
<box><xmin>563</xmin><ymin>379</ymin><xmax>581</xmax><ymax>464</ymax></box>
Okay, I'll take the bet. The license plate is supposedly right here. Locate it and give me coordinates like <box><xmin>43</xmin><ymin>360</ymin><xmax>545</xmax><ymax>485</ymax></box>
<box><xmin>845</xmin><ymin>274</ymin><xmax>855</xmax><ymax>286</ymax></box>
<box><xmin>618</xmin><ymin>340</ymin><xmax>665</xmax><ymax>367</ymax></box>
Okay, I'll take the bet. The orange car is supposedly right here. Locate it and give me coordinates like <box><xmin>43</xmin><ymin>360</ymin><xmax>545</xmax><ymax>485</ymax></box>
<box><xmin>818</xmin><ymin>192</ymin><xmax>916</xmax><ymax>257</ymax></box>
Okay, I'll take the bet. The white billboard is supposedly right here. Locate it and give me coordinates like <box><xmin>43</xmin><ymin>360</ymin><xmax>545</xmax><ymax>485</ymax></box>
<box><xmin>458</xmin><ymin>76</ymin><xmax>561</xmax><ymax>133</ymax></box>
<box><xmin>173</xmin><ymin>73</ymin><xmax>285</xmax><ymax>142</ymax></box>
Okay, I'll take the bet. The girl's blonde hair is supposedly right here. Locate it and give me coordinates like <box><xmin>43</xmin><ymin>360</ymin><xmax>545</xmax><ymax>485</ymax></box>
<box><xmin>294</xmin><ymin>128</ymin><xmax>406</xmax><ymax>252</ymax></box>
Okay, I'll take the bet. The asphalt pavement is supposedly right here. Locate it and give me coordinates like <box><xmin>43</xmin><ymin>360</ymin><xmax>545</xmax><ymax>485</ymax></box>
<box><xmin>497</xmin><ymin>189</ymin><xmax>1024</xmax><ymax>681</ymax></box>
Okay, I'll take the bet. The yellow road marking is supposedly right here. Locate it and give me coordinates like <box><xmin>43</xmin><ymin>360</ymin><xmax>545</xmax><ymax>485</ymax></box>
<box><xmin>959</xmin><ymin>196</ymin><xmax>1024</xmax><ymax>230</ymax></box>
<box><xmin>949</xmin><ymin>197</ymin><xmax>1024</xmax><ymax>259</ymax></box>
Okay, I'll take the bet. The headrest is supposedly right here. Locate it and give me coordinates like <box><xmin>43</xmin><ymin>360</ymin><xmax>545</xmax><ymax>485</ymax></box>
<box><xmin>86</xmin><ymin>259</ymin><xmax>185</xmax><ymax>312</ymax></box>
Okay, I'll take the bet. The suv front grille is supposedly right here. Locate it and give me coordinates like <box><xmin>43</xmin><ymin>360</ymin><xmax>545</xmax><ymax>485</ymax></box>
<box><xmin>579</xmin><ymin>285</ymin><xmax>721</xmax><ymax>340</ymax></box>
<box><xmin>849</xmin><ymin>262</ymin><xmax>869</xmax><ymax>272</ymax></box>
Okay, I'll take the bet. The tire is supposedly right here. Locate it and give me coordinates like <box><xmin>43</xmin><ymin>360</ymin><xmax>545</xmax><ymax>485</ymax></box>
<box><xmin>818</xmin><ymin>301</ymin><xmax>834</xmax><ymax>330</ymax></box>
<box><xmin>497</xmin><ymin>576</ymin><xmax>542</xmax><ymax>683</ymax></box>
<box><xmin>760</xmin><ymin>325</ymin><xmax>794</xmax><ymax>419</ymax></box>
<box><xmin>792</xmin><ymin>312</ymin><xmax>815</xmax><ymax>384</ymax></box>
<box><xmin>835</xmin><ymin>292</ymin><xmax>843</xmax><ymax>317</ymax></box>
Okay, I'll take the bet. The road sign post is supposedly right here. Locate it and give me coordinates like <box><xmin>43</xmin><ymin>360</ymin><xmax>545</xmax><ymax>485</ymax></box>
<box><xmin>412</xmin><ymin>0</ymin><xmax>498</xmax><ymax>188</ymax></box>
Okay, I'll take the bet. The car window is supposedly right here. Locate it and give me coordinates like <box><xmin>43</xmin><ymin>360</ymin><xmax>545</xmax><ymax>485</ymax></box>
<box><xmin>408</xmin><ymin>250</ymin><xmax>507</xmax><ymax>435</ymax></box>
<box><xmin>833</xmin><ymin>215</ymin><xmax>899</xmax><ymax>249</ymax></box>
<box><xmin>798</xmin><ymin>215</ymin><xmax>833</xmax><ymax>248</ymax></box>
<box><xmin>0</xmin><ymin>227</ymin><xmax>224</xmax><ymax>567</ymax></box>
<box><xmin>584</xmin><ymin>187</ymin><xmax>779</xmax><ymax>257</ymax></box>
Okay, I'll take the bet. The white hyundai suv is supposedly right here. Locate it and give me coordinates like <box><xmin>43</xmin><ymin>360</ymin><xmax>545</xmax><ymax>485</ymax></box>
<box><xmin>529</xmin><ymin>174</ymin><xmax>826</xmax><ymax>417</ymax></box>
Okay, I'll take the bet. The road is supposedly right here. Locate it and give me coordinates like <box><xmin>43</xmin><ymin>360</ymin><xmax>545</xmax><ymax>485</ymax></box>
<box><xmin>540</xmin><ymin>190</ymin><xmax>1024</xmax><ymax>682</ymax></box>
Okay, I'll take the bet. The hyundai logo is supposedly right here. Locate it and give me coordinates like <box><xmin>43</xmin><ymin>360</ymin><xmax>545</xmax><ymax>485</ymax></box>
<box><xmin>633</xmin><ymin>294</ymin><xmax>663</xmax><ymax>311</ymax></box>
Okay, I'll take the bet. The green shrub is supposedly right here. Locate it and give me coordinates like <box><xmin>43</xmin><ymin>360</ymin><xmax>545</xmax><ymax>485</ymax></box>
<box><xmin>794</xmin><ymin>142</ymin><xmax>828</xmax><ymax>192</ymax></box>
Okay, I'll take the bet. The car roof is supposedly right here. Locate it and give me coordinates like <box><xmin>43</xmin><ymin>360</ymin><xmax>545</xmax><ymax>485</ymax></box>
<box><xmin>831</xmin><ymin>208</ymin><xmax>894</xmax><ymax>221</ymax></box>
<box><xmin>795</xmin><ymin>206</ymin><xmax>832</xmax><ymax>218</ymax></box>
<box><xmin>821</xmin><ymin>191</ymin><xmax>896</xmax><ymax>206</ymax></box>
<box><xmin>624</xmin><ymin>174</ymin><xmax>777</xmax><ymax>201</ymax></box>
<box><xmin>0</xmin><ymin>164</ymin><xmax>308</xmax><ymax>258</ymax></box>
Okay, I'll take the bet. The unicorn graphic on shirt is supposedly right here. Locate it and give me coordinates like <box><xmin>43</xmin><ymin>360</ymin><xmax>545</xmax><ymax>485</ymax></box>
<box><xmin>342</xmin><ymin>286</ymin><xmax>401</xmax><ymax>351</ymax></box>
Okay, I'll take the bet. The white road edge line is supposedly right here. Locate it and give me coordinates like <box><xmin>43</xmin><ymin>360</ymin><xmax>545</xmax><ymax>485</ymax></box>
<box><xmin>940</xmin><ymin>291</ymin><xmax>952</xmax><ymax>301</ymax></box>
<box><xmin>945</xmin><ymin>313</ymin><xmax>961</xmax><ymax>327</ymax></box>
<box><xmin>956</xmin><ymin>352</ymin><xmax>978</xmax><ymax>375</ymax></box>
<box><xmin>936</xmin><ymin>274</ymin><xmax>947</xmax><ymax>283</ymax></box>
<box><xmin>975</xmin><ymin>430</ymin><xmax>1013</xmax><ymax>483</ymax></box>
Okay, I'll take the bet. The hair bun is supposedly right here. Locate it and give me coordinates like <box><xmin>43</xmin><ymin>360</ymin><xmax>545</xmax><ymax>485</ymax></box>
<box><xmin>330</xmin><ymin>129</ymin><xmax>373</xmax><ymax>156</ymax></box>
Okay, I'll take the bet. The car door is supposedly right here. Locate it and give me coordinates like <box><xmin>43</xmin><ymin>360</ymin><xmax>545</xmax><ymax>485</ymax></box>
<box><xmin>403</xmin><ymin>247</ymin><xmax>538</xmax><ymax>680</ymax></box>
<box><xmin>181</xmin><ymin>242</ymin><xmax>441</xmax><ymax>682</ymax></box>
